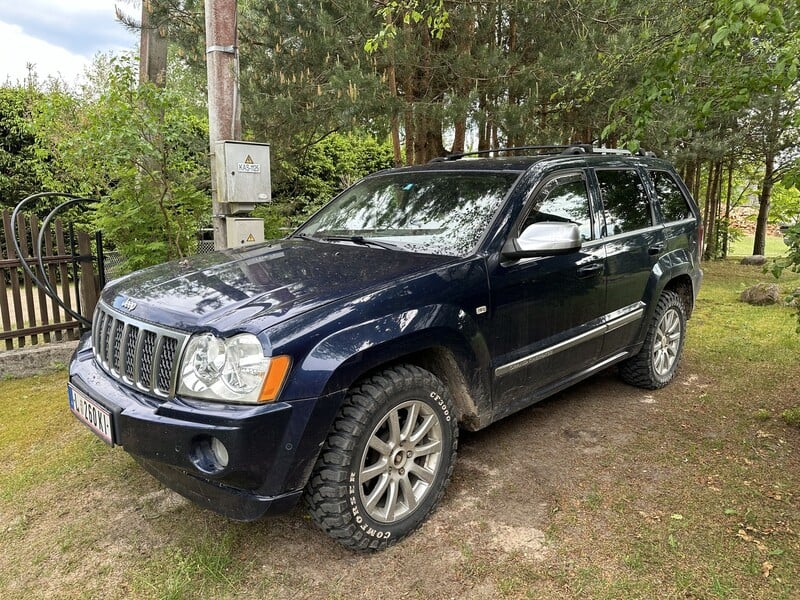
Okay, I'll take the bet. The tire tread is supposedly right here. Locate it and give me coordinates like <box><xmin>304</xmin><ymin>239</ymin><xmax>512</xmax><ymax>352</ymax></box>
<box><xmin>619</xmin><ymin>290</ymin><xmax>687</xmax><ymax>389</ymax></box>
<box><xmin>304</xmin><ymin>364</ymin><xmax>458</xmax><ymax>552</ymax></box>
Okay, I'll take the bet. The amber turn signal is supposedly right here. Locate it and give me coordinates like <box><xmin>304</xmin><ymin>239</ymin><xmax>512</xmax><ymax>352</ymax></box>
<box><xmin>258</xmin><ymin>355</ymin><xmax>292</xmax><ymax>402</ymax></box>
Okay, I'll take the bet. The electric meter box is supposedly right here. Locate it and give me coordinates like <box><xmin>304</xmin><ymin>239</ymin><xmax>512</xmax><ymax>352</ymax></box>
<box><xmin>226</xmin><ymin>217</ymin><xmax>265</xmax><ymax>247</ymax></box>
<box><xmin>214</xmin><ymin>141</ymin><xmax>271</xmax><ymax>214</ymax></box>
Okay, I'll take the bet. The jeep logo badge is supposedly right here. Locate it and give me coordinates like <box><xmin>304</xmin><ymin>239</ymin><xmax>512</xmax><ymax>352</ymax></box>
<box><xmin>121</xmin><ymin>298</ymin><xmax>137</xmax><ymax>311</ymax></box>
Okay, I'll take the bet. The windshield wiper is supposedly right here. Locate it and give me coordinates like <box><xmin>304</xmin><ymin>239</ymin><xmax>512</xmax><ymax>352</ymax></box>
<box><xmin>321</xmin><ymin>235</ymin><xmax>399</xmax><ymax>250</ymax></box>
<box><xmin>293</xmin><ymin>233</ymin><xmax>324</xmax><ymax>243</ymax></box>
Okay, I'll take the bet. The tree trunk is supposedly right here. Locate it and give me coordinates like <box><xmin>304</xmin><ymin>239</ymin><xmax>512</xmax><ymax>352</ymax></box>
<box><xmin>684</xmin><ymin>162</ymin><xmax>700</xmax><ymax>200</ymax></box>
<box><xmin>452</xmin><ymin>117</ymin><xmax>466</xmax><ymax>154</ymax></box>
<box><xmin>721</xmin><ymin>159</ymin><xmax>734</xmax><ymax>258</ymax></box>
<box><xmin>403</xmin><ymin>103</ymin><xmax>415</xmax><ymax>166</ymax></box>
<box><xmin>703</xmin><ymin>161</ymin><xmax>722</xmax><ymax>260</ymax></box>
<box><xmin>386</xmin><ymin>62</ymin><xmax>402</xmax><ymax>166</ymax></box>
<box><xmin>753</xmin><ymin>153</ymin><xmax>775</xmax><ymax>256</ymax></box>
<box><xmin>701</xmin><ymin>163</ymin><xmax>712</xmax><ymax>259</ymax></box>
<box><xmin>402</xmin><ymin>69</ymin><xmax>415</xmax><ymax>165</ymax></box>
<box><xmin>140</xmin><ymin>0</ymin><xmax>168</xmax><ymax>86</ymax></box>
<box><xmin>477</xmin><ymin>99</ymin><xmax>489</xmax><ymax>151</ymax></box>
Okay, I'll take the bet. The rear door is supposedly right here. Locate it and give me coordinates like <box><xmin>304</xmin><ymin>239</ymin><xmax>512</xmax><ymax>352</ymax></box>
<box><xmin>648</xmin><ymin>168</ymin><xmax>701</xmax><ymax>261</ymax></box>
<box><xmin>591</xmin><ymin>167</ymin><xmax>664</xmax><ymax>356</ymax></box>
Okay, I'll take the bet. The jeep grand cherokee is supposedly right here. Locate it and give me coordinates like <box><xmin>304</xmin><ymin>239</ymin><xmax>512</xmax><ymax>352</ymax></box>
<box><xmin>69</xmin><ymin>145</ymin><xmax>702</xmax><ymax>551</ymax></box>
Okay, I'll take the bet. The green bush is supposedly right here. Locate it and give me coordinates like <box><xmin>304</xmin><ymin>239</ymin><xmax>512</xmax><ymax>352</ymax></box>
<box><xmin>782</xmin><ymin>406</ymin><xmax>800</xmax><ymax>428</ymax></box>
<box><xmin>772</xmin><ymin>222</ymin><xmax>800</xmax><ymax>330</ymax></box>
<box><xmin>33</xmin><ymin>56</ymin><xmax>210</xmax><ymax>273</ymax></box>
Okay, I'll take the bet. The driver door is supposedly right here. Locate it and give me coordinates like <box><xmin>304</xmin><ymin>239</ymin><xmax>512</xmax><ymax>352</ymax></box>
<box><xmin>486</xmin><ymin>171</ymin><xmax>607</xmax><ymax>419</ymax></box>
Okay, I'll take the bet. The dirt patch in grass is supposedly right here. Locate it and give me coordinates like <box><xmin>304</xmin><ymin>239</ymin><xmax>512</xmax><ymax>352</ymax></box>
<box><xmin>1</xmin><ymin>260</ymin><xmax>800</xmax><ymax>599</ymax></box>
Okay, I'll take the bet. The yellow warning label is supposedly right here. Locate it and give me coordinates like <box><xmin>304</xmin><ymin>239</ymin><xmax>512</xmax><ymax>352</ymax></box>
<box><xmin>244</xmin><ymin>155</ymin><xmax>254</xmax><ymax>164</ymax></box>
<box><xmin>246</xmin><ymin>233</ymin><xmax>256</xmax><ymax>242</ymax></box>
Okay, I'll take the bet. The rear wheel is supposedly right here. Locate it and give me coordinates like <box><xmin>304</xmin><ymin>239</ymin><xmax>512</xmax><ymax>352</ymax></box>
<box><xmin>620</xmin><ymin>290</ymin><xmax>687</xmax><ymax>389</ymax></box>
<box><xmin>304</xmin><ymin>364</ymin><xmax>458</xmax><ymax>551</ymax></box>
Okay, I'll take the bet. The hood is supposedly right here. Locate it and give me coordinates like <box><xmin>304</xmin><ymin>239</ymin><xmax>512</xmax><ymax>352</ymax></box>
<box><xmin>101</xmin><ymin>238</ymin><xmax>454</xmax><ymax>332</ymax></box>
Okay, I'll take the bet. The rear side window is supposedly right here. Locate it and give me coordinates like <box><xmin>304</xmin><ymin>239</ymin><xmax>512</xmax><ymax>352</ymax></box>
<box><xmin>596</xmin><ymin>169</ymin><xmax>652</xmax><ymax>236</ymax></box>
<box><xmin>650</xmin><ymin>170</ymin><xmax>693</xmax><ymax>222</ymax></box>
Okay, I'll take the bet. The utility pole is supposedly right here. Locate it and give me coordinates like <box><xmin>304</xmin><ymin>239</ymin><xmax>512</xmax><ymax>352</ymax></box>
<box><xmin>205</xmin><ymin>0</ymin><xmax>241</xmax><ymax>250</ymax></box>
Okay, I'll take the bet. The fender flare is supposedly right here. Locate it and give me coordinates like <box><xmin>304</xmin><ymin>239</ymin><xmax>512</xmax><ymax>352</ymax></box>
<box><xmin>280</xmin><ymin>303</ymin><xmax>492</xmax><ymax>424</ymax></box>
<box><xmin>641</xmin><ymin>248</ymin><xmax>698</xmax><ymax>326</ymax></box>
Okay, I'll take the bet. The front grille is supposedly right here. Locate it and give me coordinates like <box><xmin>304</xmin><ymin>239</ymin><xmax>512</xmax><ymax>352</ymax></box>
<box><xmin>92</xmin><ymin>302</ymin><xmax>189</xmax><ymax>398</ymax></box>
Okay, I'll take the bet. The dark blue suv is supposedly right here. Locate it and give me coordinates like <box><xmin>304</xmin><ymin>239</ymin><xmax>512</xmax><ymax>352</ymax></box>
<box><xmin>68</xmin><ymin>146</ymin><xmax>702</xmax><ymax>551</ymax></box>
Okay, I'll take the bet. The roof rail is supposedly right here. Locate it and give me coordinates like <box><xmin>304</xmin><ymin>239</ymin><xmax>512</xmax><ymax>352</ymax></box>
<box><xmin>561</xmin><ymin>143</ymin><xmax>595</xmax><ymax>155</ymax></box>
<box><xmin>429</xmin><ymin>145</ymin><xmax>570</xmax><ymax>162</ymax></box>
<box><xmin>428</xmin><ymin>143</ymin><xmax>647</xmax><ymax>162</ymax></box>
<box><xmin>593</xmin><ymin>147</ymin><xmax>632</xmax><ymax>155</ymax></box>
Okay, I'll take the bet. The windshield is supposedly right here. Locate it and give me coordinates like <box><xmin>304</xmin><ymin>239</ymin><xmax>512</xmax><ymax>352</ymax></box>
<box><xmin>294</xmin><ymin>171</ymin><xmax>520</xmax><ymax>257</ymax></box>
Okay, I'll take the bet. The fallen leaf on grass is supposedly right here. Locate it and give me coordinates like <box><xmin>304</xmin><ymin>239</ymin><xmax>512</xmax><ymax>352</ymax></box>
<box><xmin>737</xmin><ymin>529</ymin><xmax>768</xmax><ymax>552</ymax></box>
<box><xmin>638</xmin><ymin>511</ymin><xmax>662</xmax><ymax>523</ymax></box>
<box><xmin>762</xmin><ymin>561</ymin><xmax>773</xmax><ymax>578</ymax></box>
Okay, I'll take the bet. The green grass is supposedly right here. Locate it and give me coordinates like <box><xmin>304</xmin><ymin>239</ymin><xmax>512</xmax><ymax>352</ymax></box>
<box><xmin>0</xmin><ymin>373</ymin><xmax>102</xmax><ymax>501</ymax></box>
<box><xmin>1</xmin><ymin>260</ymin><xmax>799</xmax><ymax>599</ymax></box>
<box><xmin>728</xmin><ymin>233</ymin><xmax>789</xmax><ymax>257</ymax></box>
<box><xmin>783</xmin><ymin>407</ymin><xmax>800</xmax><ymax>427</ymax></box>
<box><xmin>130</xmin><ymin>533</ymin><xmax>244</xmax><ymax>599</ymax></box>
<box><xmin>689</xmin><ymin>259</ymin><xmax>800</xmax><ymax>369</ymax></box>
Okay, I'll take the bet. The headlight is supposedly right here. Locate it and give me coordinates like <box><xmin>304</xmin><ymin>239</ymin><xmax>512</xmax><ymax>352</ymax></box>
<box><xmin>178</xmin><ymin>332</ymin><xmax>291</xmax><ymax>404</ymax></box>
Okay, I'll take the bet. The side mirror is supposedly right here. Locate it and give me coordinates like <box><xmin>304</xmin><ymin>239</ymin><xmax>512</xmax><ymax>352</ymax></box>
<box><xmin>502</xmin><ymin>222</ymin><xmax>582</xmax><ymax>259</ymax></box>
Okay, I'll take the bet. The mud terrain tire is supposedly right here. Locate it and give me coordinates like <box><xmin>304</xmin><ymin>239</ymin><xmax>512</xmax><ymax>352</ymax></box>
<box><xmin>304</xmin><ymin>364</ymin><xmax>458</xmax><ymax>551</ymax></box>
<box><xmin>620</xmin><ymin>290</ymin><xmax>687</xmax><ymax>389</ymax></box>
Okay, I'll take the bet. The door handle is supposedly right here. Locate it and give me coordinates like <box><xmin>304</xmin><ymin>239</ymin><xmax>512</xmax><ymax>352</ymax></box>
<box><xmin>577</xmin><ymin>263</ymin><xmax>603</xmax><ymax>277</ymax></box>
<box><xmin>649</xmin><ymin>243</ymin><xmax>665</xmax><ymax>256</ymax></box>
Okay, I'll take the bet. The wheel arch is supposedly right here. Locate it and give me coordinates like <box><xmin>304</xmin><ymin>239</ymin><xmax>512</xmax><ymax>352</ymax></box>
<box><xmin>335</xmin><ymin>343</ymin><xmax>492</xmax><ymax>432</ymax></box>
<box><xmin>645</xmin><ymin>249</ymin><xmax>699</xmax><ymax>319</ymax></box>
<box><xmin>284</xmin><ymin>306</ymin><xmax>493</xmax><ymax>431</ymax></box>
<box><xmin>663</xmin><ymin>273</ymin><xmax>696</xmax><ymax>319</ymax></box>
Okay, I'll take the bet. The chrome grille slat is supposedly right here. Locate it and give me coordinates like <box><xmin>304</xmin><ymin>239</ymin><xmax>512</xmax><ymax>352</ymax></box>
<box><xmin>123</xmin><ymin>325</ymin><xmax>140</xmax><ymax>380</ymax></box>
<box><xmin>91</xmin><ymin>302</ymin><xmax>189</xmax><ymax>398</ymax></box>
<box><xmin>97</xmin><ymin>310</ymin><xmax>110</xmax><ymax>365</ymax></box>
<box><xmin>139</xmin><ymin>331</ymin><xmax>157</xmax><ymax>389</ymax></box>
<box><xmin>111</xmin><ymin>320</ymin><xmax>123</xmax><ymax>373</ymax></box>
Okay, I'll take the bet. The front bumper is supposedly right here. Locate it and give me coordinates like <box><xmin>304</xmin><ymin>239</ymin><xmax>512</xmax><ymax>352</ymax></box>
<box><xmin>68</xmin><ymin>334</ymin><xmax>344</xmax><ymax>521</ymax></box>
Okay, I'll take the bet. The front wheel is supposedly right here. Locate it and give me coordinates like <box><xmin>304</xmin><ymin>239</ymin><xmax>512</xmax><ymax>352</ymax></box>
<box><xmin>304</xmin><ymin>365</ymin><xmax>458</xmax><ymax>551</ymax></box>
<box><xmin>619</xmin><ymin>290</ymin><xmax>687</xmax><ymax>389</ymax></box>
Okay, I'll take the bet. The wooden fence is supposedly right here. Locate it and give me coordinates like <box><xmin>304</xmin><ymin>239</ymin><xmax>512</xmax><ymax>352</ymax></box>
<box><xmin>0</xmin><ymin>209</ymin><xmax>100</xmax><ymax>351</ymax></box>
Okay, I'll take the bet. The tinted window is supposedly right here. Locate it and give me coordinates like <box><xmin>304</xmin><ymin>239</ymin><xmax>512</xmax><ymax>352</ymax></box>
<box><xmin>650</xmin><ymin>170</ymin><xmax>692</xmax><ymax>222</ymax></box>
<box><xmin>296</xmin><ymin>171</ymin><xmax>519</xmax><ymax>257</ymax></box>
<box><xmin>596</xmin><ymin>169</ymin><xmax>652</xmax><ymax>236</ymax></box>
<box><xmin>522</xmin><ymin>173</ymin><xmax>593</xmax><ymax>240</ymax></box>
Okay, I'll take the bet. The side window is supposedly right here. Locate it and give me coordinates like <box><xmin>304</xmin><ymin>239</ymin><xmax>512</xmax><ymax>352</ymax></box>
<box><xmin>522</xmin><ymin>173</ymin><xmax>593</xmax><ymax>241</ymax></box>
<box><xmin>596</xmin><ymin>169</ymin><xmax>652</xmax><ymax>236</ymax></box>
<box><xmin>650</xmin><ymin>170</ymin><xmax>693</xmax><ymax>222</ymax></box>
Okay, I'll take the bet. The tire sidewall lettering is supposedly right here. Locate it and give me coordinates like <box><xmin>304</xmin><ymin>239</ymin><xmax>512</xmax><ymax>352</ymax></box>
<box><xmin>429</xmin><ymin>391</ymin><xmax>451</xmax><ymax>422</ymax></box>
<box><xmin>345</xmin><ymin>390</ymin><xmax>453</xmax><ymax>540</ymax></box>
<box><xmin>348</xmin><ymin>470</ymin><xmax>392</xmax><ymax>540</ymax></box>
<box><xmin>307</xmin><ymin>366</ymin><xmax>456</xmax><ymax>550</ymax></box>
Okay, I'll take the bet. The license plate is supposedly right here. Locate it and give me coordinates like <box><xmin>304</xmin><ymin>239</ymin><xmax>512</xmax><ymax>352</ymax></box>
<box><xmin>68</xmin><ymin>385</ymin><xmax>114</xmax><ymax>445</ymax></box>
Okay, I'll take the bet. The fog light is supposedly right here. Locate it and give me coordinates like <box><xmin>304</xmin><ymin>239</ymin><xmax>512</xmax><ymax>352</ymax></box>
<box><xmin>210</xmin><ymin>437</ymin><xmax>229</xmax><ymax>468</ymax></box>
<box><xmin>191</xmin><ymin>436</ymin><xmax>230</xmax><ymax>473</ymax></box>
